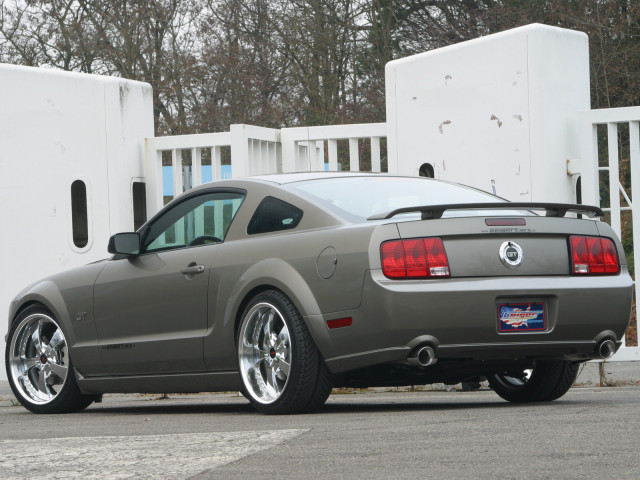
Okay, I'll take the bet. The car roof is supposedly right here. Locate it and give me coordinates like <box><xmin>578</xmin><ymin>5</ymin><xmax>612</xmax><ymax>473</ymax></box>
<box><xmin>186</xmin><ymin>171</ymin><xmax>404</xmax><ymax>194</ymax></box>
<box><xmin>246</xmin><ymin>171</ymin><xmax>395</xmax><ymax>185</ymax></box>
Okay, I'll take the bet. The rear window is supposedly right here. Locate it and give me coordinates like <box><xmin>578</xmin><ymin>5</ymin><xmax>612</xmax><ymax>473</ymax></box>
<box><xmin>287</xmin><ymin>176</ymin><xmax>518</xmax><ymax>222</ymax></box>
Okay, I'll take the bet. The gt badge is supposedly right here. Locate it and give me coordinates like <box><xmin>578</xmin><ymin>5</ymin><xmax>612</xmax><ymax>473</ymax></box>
<box><xmin>499</xmin><ymin>241</ymin><xmax>523</xmax><ymax>269</ymax></box>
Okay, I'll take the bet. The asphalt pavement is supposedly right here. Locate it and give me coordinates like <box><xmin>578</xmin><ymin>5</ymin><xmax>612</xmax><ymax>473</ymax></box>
<box><xmin>0</xmin><ymin>362</ymin><xmax>639</xmax><ymax>479</ymax></box>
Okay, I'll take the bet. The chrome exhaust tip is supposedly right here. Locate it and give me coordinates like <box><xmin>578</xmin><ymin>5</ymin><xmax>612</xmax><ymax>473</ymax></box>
<box><xmin>408</xmin><ymin>345</ymin><xmax>437</xmax><ymax>367</ymax></box>
<box><xmin>598</xmin><ymin>339</ymin><xmax>616</xmax><ymax>360</ymax></box>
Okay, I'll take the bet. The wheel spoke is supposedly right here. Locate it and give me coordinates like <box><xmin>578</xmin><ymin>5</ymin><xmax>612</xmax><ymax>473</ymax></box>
<box><xmin>277</xmin><ymin>327</ymin><xmax>288</xmax><ymax>342</ymax></box>
<box><xmin>263</xmin><ymin>363</ymin><xmax>275</xmax><ymax>391</ymax></box>
<box><xmin>37</xmin><ymin>369</ymin><xmax>48</xmax><ymax>395</ymax></box>
<box><xmin>31</xmin><ymin>321</ymin><xmax>44</xmax><ymax>354</ymax></box>
<box><xmin>262</xmin><ymin>310</ymin><xmax>275</xmax><ymax>345</ymax></box>
<box><xmin>48</xmin><ymin>328</ymin><xmax>65</xmax><ymax>350</ymax></box>
<box><xmin>271</xmin><ymin>366</ymin><xmax>280</xmax><ymax>394</ymax></box>
<box><xmin>254</xmin><ymin>351</ymin><xmax>268</xmax><ymax>367</ymax></box>
<box><xmin>22</xmin><ymin>355</ymin><xmax>38</xmax><ymax>371</ymax></box>
<box><xmin>274</xmin><ymin>337</ymin><xmax>288</xmax><ymax>355</ymax></box>
<box><xmin>46</xmin><ymin>362</ymin><xmax>68</xmax><ymax>382</ymax></box>
<box><xmin>277</xmin><ymin>358</ymin><xmax>291</xmax><ymax>377</ymax></box>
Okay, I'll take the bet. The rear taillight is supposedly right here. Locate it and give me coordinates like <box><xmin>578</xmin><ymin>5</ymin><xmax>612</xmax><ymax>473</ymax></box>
<box><xmin>381</xmin><ymin>238</ymin><xmax>450</xmax><ymax>279</ymax></box>
<box><xmin>569</xmin><ymin>235</ymin><xmax>620</xmax><ymax>275</ymax></box>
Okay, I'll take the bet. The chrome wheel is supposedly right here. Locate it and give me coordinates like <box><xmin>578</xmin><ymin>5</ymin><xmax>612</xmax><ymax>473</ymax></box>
<box><xmin>8</xmin><ymin>313</ymin><xmax>69</xmax><ymax>405</ymax></box>
<box><xmin>238</xmin><ymin>302</ymin><xmax>291</xmax><ymax>404</ymax></box>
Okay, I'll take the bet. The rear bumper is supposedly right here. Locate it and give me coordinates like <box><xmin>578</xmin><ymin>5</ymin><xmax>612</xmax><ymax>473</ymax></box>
<box><xmin>316</xmin><ymin>271</ymin><xmax>633</xmax><ymax>373</ymax></box>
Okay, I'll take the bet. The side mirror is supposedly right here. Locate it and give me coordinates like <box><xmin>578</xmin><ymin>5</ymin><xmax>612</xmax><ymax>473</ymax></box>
<box><xmin>108</xmin><ymin>232</ymin><xmax>141</xmax><ymax>256</ymax></box>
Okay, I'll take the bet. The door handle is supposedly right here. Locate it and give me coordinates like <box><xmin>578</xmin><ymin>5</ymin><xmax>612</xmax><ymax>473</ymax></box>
<box><xmin>180</xmin><ymin>264</ymin><xmax>205</xmax><ymax>275</ymax></box>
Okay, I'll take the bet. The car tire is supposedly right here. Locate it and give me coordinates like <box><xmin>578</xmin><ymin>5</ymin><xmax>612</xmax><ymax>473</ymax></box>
<box><xmin>301</xmin><ymin>357</ymin><xmax>333</xmax><ymax>413</ymax></box>
<box><xmin>488</xmin><ymin>360</ymin><xmax>579</xmax><ymax>403</ymax></box>
<box><xmin>237</xmin><ymin>290</ymin><xmax>332</xmax><ymax>414</ymax></box>
<box><xmin>5</xmin><ymin>305</ymin><xmax>95</xmax><ymax>414</ymax></box>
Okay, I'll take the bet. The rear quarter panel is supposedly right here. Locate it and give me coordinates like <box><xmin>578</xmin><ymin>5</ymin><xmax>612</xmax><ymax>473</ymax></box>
<box><xmin>202</xmin><ymin>223</ymin><xmax>378</xmax><ymax>370</ymax></box>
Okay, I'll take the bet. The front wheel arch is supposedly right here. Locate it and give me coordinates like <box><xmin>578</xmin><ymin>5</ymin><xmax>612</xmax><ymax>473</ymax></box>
<box><xmin>9</xmin><ymin>283</ymin><xmax>77</xmax><ymax>346</ymax></box>
<box><xmin>12</xmin><ymin>301</ymin><xmax>49</xmax><ymax>324</ymax></box>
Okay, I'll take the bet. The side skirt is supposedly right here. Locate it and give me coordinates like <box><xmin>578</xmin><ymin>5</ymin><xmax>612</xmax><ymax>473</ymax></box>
<box><xmin>75</xmin><ymin>369</ymin><xmax>242</xmax><ymax>394</ymax></box>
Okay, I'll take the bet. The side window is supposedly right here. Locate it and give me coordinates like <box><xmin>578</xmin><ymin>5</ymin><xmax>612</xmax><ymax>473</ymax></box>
<box><xmin>143</xmin><ymin>191</ymin><xmax>244</xmax><ymax>253</ymax></box>
<box><xmin>247</xmin><ymin>196</ymin><xmax>303</xmax><ymax>235</ymax></box>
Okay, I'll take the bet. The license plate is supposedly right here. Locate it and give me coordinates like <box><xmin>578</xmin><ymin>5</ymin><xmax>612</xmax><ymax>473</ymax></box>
<box><xmin>498</xmin><ymin>302</ymin><xmax>546</xmax><ymax>332</ymax></box>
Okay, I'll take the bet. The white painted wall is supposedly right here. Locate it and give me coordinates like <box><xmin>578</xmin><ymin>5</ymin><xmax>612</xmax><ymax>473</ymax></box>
<box><xmin>386</xmin><ymin>23</ymin><xmax>590</xmax><ymax>203</ymax></box>
<box><xmin>0</xmin><ymin>64</ymin><xmax>154</xmax><ymax>380</ymax></box>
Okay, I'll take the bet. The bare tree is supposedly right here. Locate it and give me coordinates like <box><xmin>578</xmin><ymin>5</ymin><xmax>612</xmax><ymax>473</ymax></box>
<box><xmin>2</xmin><ymin>0</ymin><xmax>639</xmax><ymax>132</ymax></box>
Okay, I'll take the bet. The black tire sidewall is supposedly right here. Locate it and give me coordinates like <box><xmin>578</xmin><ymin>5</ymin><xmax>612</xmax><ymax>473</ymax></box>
<box><xmin>489</xmin><ymin>360</ymin><xmax>579</xmax><ymax>403</ymax></box>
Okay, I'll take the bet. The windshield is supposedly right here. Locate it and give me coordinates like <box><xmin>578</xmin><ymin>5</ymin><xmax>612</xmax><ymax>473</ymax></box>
<box><xmin>287</xmin><ymin>176</ymin><xmax>528</xmax><ymax>222</ymax></box>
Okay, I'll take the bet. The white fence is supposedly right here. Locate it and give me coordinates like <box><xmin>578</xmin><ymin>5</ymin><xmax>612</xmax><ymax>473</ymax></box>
<box><xmin>280</xmin><ymin>123</ymin><xmax>387</xmax><ymax>173</ymax></box>
<box><xmin>580</xmin><ymin>106</ymin><xmax>640</xmax><ymax>361</ymax></box>
<box><xmin>145</xmin><ymin>125</ymin><xmax>279</xmax><ymax>213</ymax></box>
<box><xmin>145</xmin><ymin>122</ymin><xmax>387</xmax><ymax>214</ymax></box>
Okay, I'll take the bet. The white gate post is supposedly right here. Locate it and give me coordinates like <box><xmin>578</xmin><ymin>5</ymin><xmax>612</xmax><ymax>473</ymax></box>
<box><xmin>192</xmin><ymin>147</ymin><xmax>202</xmax><ymax>187</ymax></box>
<box><xmin>230</xmin><ymin>124</ymin><xmax>250</xmax><ymax>177</ymax></box>
<box><xmin>144</xmin><ymin>138</ymin><xmax>165</xmax><ymax>214</ymax></box>
<box><xmin>578</xmin><ymin>116</ymin><xmax>600</xmax><ymax>207</ymax></box>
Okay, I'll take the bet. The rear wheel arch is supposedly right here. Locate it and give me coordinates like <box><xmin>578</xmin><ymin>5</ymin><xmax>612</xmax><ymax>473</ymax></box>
<box><xmin>233</xmin><ymin>283</ymin><xmax>321</xmax><ymax>346</ymax></box>
<box><xmin>234</xmin><ymin>285</ymin><xmax>284</xmax><ymax>342</ymax></box>
<box><xmin>228</xmin><ymin>259</ymin><xmax>323</xmax><ymax>343</ymax></box>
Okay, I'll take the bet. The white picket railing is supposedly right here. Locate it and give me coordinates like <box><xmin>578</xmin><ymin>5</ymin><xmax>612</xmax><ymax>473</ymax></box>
<box><xmin>280</xmin><ymin>123</ymin><xmax>387</xmax><ymax>173</ymax></box>
<box><xmin>145</xmin><ymin>125</ymin><xmax>279</xmax><ymax>213</ymax></box>
<box><xmin>145</xmin><ymin>122</ymin><xmax>388</xmax><ymax>216</ymax></box>
<box><xmin>580</xmin><ymin>106</ymin><xmax>640</xmax><ymax>361</ymax></box>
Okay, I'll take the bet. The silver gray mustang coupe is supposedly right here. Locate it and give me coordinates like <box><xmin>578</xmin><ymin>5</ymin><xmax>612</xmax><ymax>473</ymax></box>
<box><xmin>5</xmin><ymin>173</ymin><xmax>633</xmax><ymax>414</ymax></box>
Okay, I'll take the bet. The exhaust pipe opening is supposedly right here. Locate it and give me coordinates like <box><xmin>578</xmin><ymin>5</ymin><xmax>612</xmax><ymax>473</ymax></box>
<box><xmin>598</xmin><ymin>339</ymin><xmax>616</xmax><ymax>360</ymax></box>
<box><xmin>408</xmin><ymin>345</ymin><xmax>437</xmax><ymax>367</ymax></box>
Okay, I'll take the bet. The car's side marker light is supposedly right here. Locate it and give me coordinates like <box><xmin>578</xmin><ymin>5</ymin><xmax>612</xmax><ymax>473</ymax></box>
<box><xmin>327</xmin><ymin>317</ymin><xmax>353</xmax><ymax>329</ymax></box>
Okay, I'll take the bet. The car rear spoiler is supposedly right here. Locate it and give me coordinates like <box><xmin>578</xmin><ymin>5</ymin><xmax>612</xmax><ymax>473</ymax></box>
<box><xmin>367</xmin><ymin>202</ymin><xmax>605</xmax><ymax>221</ymax></box>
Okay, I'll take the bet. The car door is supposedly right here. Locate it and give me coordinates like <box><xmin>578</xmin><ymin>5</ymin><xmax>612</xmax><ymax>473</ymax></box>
<box><xmin>93</xmin><ymin>190</ymin><xmax>245</xmax><ymax>375</ymax></box>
